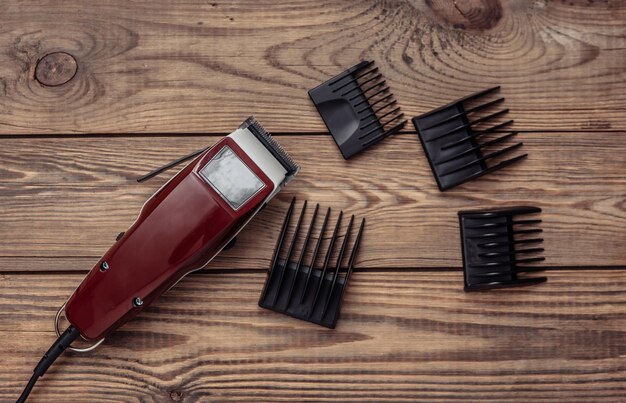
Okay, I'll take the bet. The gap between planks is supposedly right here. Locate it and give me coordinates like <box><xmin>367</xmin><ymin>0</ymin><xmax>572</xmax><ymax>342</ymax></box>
<box><xmin>0</xmin><ymin>129</ymin><xmax>624</xmax><ymax>140</ymax></box>
<box><xmin>2</xmin><ymin>266</ymin><xmax>625</xmax><ymax>277</ymax></box>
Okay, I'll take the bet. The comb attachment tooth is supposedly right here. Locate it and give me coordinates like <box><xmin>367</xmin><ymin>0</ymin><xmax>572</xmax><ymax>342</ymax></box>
<box><xmin>285</xmin><ymin>204</ymin><xmax>320</xmax><ymax>306</ymax></box>
<box><xmin>259</xmin><ymin>201</ymin><xmax>366</xmax><ymax>328</ymax></box>
<box><xmin>360</xmin><ymin>106</ymin><xmax>402</xmax><ymax>130</ymax></box>
<box><xmin>344</xmin><ymin>74</ymin><xmax>384</xmax><ymax>97</ymax></box>
<box><xmin>468</xmin><ymin>227</ymin><xmax>542</xmax><ymax>239</ymax></box>
<box><xmin>359</xmin><ymin>112</ymin><xmax>406</xmax><ymax>138</ymax></box>
<box><xmin>362</xmin><ymin>121</ymin><xmax>406</xmax><ymax>148</ymax></box>
<box><xmin>340</xmin><ymin>218</ymin><xmax>365</xmax><ymax>302</ymax></box>
<box><xmin>458</xmin><ymin>206</ymin><xmax>547</xmax><ymax>291</ymax></box>
<box><xmin>469</xmin><ymin>257</ymin><xmax>546</xmax><ymax>269</ymax></box>
<box><xmin>259</xmin><ymin>197</ymin><xmax>296</xmax><ymax>300</ymax></box>
<box><xmin>479</xmin><ymin>238</ymin><xmax>544</xmax><ymax>248</ymax></box>
<box><xmin>425</xmin><ymin>109</ymin><xmax>510</xmax><ymax>143</ymax></box>
<box><xmin>332</xmin><ymin>67</ymin><xmax>379</xmax><ymax>93</ymax></box>
<box><xmin>327</xmin><ymin>60</ymin><xmax>373</xmax><ymax>87</ymax></box>
<box><xmin>322</xmin><ymin>215</ymin><xmax>355</xmax><ymax>317</ymax></box>
<box><xmin>462</xmin><ymin>206</ymin><xmax>541</xmax><ymax>218</ymax></box>
<box><xmin>359</xmin><ymin>98</ymin><xmax>397</xmax><ymax>122</ymax></box>
<box><xmin>270</xmin><ymin>201</ymin><xmax>308</xmax><ymax>306</ymax></box>
<box><xmin>351</xmin><ymin>81</ymin><xmax>387</xmax><ymax>103</ymax></box>
<box><xmin>354</xmin><ymin>86</ymin><xmax>390</xmax><ymax>109</ymax></box>
<box><xmin>309</xmin><ymin>60</ymin><xmax>405</xmax><ymax>159</ymax></box>
<box><xmin>356</xmin><ymin>79</ymin><xmax>387</xmax><ymax>99</ymax></box>
<box><xmin>434</xmin><ymin>132</ymin><xmax>518</xmax><ymax>166</ymax></box>
<box><xmin>466</xmin><ymin>218</ymin><xmax>541</xmax><ymax>230</ymax></box>
<box><xmin>441</xmin><ymin>120</ymin><xmax>513</xmax><ymax>150</ymax></box>
<box><xmin>308</xmin><ymin>211</ymin><xmax>343</xmax><ymax>319</ymax></box>
<box><xmin>301</xmin><ymin>207</ymin><xmax>331</xmax><ymax>304</ymax></box>
<box><xmin>439</xmin><ymin>140</ymin><xmax>524</xmax><ymax>177</ymax></box>
<box><xmin>412</xmin><ymin>86</ymin><xmax>526</xmax><ymax>190</ymax></box>
<box><xmin>478</xmin><ymin>247</ymin><xmax>545</xmax><ymax>258</ymax></box>
<box><xmin>421</xmin><ymin>97</ymin><xmax>505</xmax><ymax>131</ymax></box>
<box><xmin>358</xmin><ymin>93</ymin><xmax>393</xmax><ymax>113</ymax></box>
<box><xmin>354</xmin><ymin>66</ymin><xmax>379</xmax><ymax>81</ymax></box>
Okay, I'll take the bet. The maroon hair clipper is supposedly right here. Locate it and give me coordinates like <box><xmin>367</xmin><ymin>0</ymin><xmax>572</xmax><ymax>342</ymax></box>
<box><xmin>18</xmin><ymin>117</ymin><xmax>298</xmax><ymax>402</ymax></box>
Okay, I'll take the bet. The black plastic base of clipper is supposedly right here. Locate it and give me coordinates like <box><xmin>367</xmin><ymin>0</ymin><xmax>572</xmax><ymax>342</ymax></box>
<box><xmin>309</xmin><ymin>60</ymin><xmax>406</xmax><ymax>159</ymax></box>
<box><xmin>459</xmin><ymin>206</ymin><xmax>547</xmax><ymax>291</ymax></box>
<box><xmin>413</xmin><ymin>87</ymin><xmax>526</xmax><ymax>191</ymax></box>
<box><xmin>223</xmin><ymin>237</ymin><xmax>237</xmax><ymax>251</ymax></box>
<box><xmin>259</xmin><ymin>260</ymin><xmax>345</xmax><ymax>328</ymax></box>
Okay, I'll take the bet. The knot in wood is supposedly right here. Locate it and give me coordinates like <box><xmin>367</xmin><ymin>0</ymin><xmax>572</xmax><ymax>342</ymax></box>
<box><xmin>35</xmin><ymin>52</ymin><xmax>78</xmax><ymax>87</ymax></box>
<box><xmin>169</xmin><ymin>390</ymin><xmax>184</xmax><ymax>401</ymax></box>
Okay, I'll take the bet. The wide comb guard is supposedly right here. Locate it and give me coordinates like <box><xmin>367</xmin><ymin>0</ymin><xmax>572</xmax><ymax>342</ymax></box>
<box><xmin>413</xmin><ymin>86</ymin><xmax>527</xmax><ymax>190</ymax></box>
<box><xmin>309</xmin><ymin>60</ymin><xmax>406</xmax><ymax>159</ymax></box>
<box><xmin>459</xmin><ymin>206</ymin><xmax>546</xmax><ymax>291</ymax></box>
<box><xmin>259</xmin><ymin>198</ymin><xmax>365</xmax><ymax>328</ymax></box>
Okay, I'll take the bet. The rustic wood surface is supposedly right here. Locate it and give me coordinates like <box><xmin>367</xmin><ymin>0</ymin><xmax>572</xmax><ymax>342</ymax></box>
<box><xmin>0</xmin><ymin>133</ymin><xmax>625</xmax><ymax>271</ymax></box>
<box><xmin>0</xmin><ymin>0</ymin><xmax>624</xmax><ymax>402</ymax></box>
<box><xmin>1</xmin><ymin>271</ymin><xmax>625</xmax><ymax>402</ymax></box>
<box><xmin>0</xmin><ymin>0</ymin><xmax>625</xmax><ymax>134</ymax></box>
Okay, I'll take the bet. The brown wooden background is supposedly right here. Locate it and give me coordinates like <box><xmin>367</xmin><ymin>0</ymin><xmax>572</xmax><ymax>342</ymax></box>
<box><xmin>1</xmin><ymin>0</ymin><xmax>625</xmax><ymax>401</ymax></box>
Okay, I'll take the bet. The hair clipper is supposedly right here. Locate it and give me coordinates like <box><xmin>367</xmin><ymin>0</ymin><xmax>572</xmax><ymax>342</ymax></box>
<box><xmin>65</xmin><ymin>116</ymin><xmax>298</xmax><ymax>341</ymax></box>
<box><xmin>17</xmin><ymin>117</ymin><xmax>299</xmax><ymax>402</ymax></box>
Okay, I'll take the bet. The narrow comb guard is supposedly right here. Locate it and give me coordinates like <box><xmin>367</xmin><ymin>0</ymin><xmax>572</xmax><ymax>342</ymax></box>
<box><xmin>459</xmin><ymin>206</ymin><xmax>546</xmax><ymax>291</ymax></box>
<box><xmin>259</xmin><ymin>198</ymin><xmax>365</xmax><ymax>328</ymax></box>
<box><xmin>308</xmin><ymin>60</ymin><xmax>406</xmax><ymax>159</ymax></box>
<box><xmin>412</xmin><ymin>86</ymin><xmax>526</xmax><ymax>190</ymax></box>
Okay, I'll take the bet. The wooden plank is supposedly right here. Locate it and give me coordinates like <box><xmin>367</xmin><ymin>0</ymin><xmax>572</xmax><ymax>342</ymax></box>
<box><xmin>0</xmin><ymin>0</ymin><xmax>624</xmax><ymax>134</ymax></box>
<box><xmin>1</xmin><ymin>270</ymin><xmax>624</xmax><ymax>402</ymax></box>
<box><xmin>1</xmin><ymin>132</ymin><xmax>625</xmax><ymax>271</ymax></box>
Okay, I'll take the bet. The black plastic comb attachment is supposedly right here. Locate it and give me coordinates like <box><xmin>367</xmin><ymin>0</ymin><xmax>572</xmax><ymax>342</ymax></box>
<box><xmin>412</xmin><ymin>87</ymin><xmax>527</xmax><ymax>190</ymax></box>
<box><xmin>259</xmin><ymin>198</ymin><xmax>365</xmax><ymax>328</ymax></box>
<box><xmin>308</xmin><ymin>60</ymin><xmax>406</xmax><ymax>159</ymax></box>
<box><xmin>459</xmin><ymin>206</ymin><xmax>546</xmax><ymax>291</ymax></box>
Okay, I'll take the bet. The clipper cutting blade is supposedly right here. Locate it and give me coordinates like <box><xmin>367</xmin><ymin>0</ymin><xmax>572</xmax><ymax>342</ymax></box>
<box><xmin>259</xmin><ymin>198</ymin><xmax>365</xmax><ymax>328</ymax></box>
<box><xmin>412</xmin><ymin>86</ymin><xmax>526</xmax><ymax>190</ymax></box>
<box><xmin>309</xmin><ymin>60</ymin><xmax>406</xmax><ymax>159</ymax></box>
<box><xmin>459</xmin><ymin>206</ymin><xmax>546</xmax><ymax>291</ymax></box>
<box><xmin>241</xmin><ymin>116</ymin><xmax>299</xmax><ymax>177</ymax></box>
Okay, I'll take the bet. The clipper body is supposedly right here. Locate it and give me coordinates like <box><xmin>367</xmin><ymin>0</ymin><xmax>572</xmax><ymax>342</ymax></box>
<box><xmin>65</xmin><ymin>119</ymin><xmax>298</xmax><ymax>341</ymax></box>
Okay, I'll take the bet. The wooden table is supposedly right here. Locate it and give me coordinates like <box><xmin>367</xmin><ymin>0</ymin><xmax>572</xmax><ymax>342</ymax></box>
<box><xmin>1</xmin><ymin>1</ymin><xmax>625</xmax><ymax>401</ymax></box>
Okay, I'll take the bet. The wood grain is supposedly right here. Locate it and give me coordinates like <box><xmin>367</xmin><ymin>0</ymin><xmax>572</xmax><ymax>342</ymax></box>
<box><xmin>1</xmin><ymin>271</ymin><xmax>624</xmax><ymax>402</ymax></box>
<box><xmin>1</xmin><ymin>1</ymin><xmax>624</xmax><ymax>401</ymax></box>
<box><xmin>0</xmin><ymin>0</ymin><xmax>624</xmax><ymax>134</ymax></box>
<box><xmin>0</xmin><ymin>132</ymin><xmax>624</xmax><ymax>271</ymax></box>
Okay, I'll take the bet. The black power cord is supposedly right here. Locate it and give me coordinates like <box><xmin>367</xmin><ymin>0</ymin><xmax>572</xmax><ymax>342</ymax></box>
<box><xmin>17</xmin><ymin>326</ymin><xmax>81</xmax><ymax>403</ymax></box>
